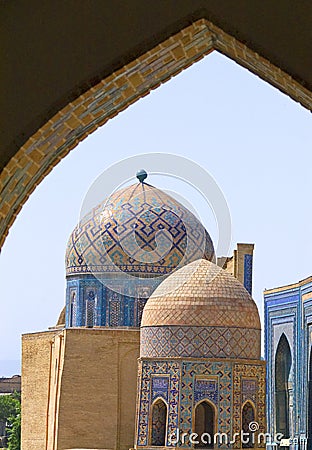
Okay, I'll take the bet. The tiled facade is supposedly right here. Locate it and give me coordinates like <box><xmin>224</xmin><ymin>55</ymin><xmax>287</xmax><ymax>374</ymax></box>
<box><xmin>264</xmin><ymin>277</ymin><xmax>312</xmax><ymax>449</ymax></box>
<box><xmin>66</xmin><ymin>274</ymin><xmax>159</xmax><ymax>327</ymax></box>
<box><xmin>140</xmin><ymin>326</ymin><xmax>261</xmax><ymax>360</ymax></box>
<box><xmin>136</xmin><ymin>359</ymin><xmax>266</xmax><ymax>449</ymax></box>
<box><xmin>136</xmin><ymin>258</ymin><xmax>265</xmax><ymax>449</ymax></box>
<box><xmin>244</xmin><ymin>254</ymin><xmax>253</xmax><ymax>295</ymax></box>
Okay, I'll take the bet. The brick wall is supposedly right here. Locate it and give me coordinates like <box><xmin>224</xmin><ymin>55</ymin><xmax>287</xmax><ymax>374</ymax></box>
<box><xmin>22</xmin><ymin>328</ymin><xmax>140</xmax><ymax>450</ymax></box>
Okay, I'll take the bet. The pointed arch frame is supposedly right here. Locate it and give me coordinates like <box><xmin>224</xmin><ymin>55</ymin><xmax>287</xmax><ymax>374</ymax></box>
<box><xmin>274</xmin><ymin>332</ymin><xmax>292</xmax><ymax>438</ymax></box>
<box><xmin>1</xmin><ymin>18</ymin><xmax>312</xmax><ymax>249</ymax></box>
<box><xmin>148</xmin><ymin>396</ymin><xmax>169</xmax><ymax>447</ymax></box>
<box><xmin>193</xmin><ymin>399</ymin><xmax>217</xmax><ymax>448</ymax></box>
<box><xmin>241</xmin><ymin>400</ymin><xmax>257</xmax><ymax>449</ymax></box>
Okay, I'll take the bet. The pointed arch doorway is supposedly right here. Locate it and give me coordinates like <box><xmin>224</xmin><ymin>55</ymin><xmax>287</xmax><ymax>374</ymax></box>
<box><xmin>194</xmin><ymin>400</ymin><xmax>215</xmax><ymax>448</ymax></box>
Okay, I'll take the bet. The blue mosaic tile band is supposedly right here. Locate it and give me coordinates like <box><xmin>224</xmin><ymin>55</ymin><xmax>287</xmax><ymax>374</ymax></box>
<box><xmin>244</xmin><ymin>254</ymin><xmax>253</xmax><ymax>294</ymax></box>
<box><xmin>140</xmin><ymin>326</ymin><xmax>261</xmax><ymax>359</ymax></box>
<box><xmin>65</xmin><ymin>275</ymin><xmax>160</xmax><ymax>327</ymax></box>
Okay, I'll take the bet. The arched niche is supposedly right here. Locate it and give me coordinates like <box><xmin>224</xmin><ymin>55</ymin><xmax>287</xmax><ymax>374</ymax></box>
<box><xmin>275</xmin><ymin>333</ymin><xmax>292</xmax><ymax>438</ymax></box>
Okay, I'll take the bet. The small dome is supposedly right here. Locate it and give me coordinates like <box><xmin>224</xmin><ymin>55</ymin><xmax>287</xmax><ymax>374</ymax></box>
<box><xmin>56</xmin><ymin>307</ymin><xmax>65</xmax><ymax>327</ymax></box>
<box><xmin>140</xmin><ymin>259</ymin><xmax>261</xmax><ymax>360</ymax></box>
<box><xmin>66</xmin><ymin>182</ymin><xmax>214</xmax><ymax>277</ymax></box>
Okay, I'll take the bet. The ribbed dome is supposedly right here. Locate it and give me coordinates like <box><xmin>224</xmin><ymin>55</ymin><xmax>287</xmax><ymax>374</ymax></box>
<box><xmin>140</xmin><ymin>259</ymin><xmax>261</xmax><ymax>360</ymax></box>
<box><xmin>142</xmin><ymin>259</ymin><xmax>260</xmax><ymax>328</ymax></box>
<box><xmin>66</xmin><ymin>182</ymin><xmax>215</xmax><ymax>277</ymax></box>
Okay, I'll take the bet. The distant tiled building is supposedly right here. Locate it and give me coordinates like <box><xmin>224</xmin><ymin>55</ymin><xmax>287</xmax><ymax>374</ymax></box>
<box><xmin>264</xmin><ymin>275</ymin><xmax>312</xmax><ymax>449</ymax></box>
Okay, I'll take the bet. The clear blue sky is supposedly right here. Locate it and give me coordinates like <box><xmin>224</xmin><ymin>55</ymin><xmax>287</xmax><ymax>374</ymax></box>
<box><xmin>0</xmin><ymin>51</ymin><xmax>311</xmax><ymax>376</ymax></box>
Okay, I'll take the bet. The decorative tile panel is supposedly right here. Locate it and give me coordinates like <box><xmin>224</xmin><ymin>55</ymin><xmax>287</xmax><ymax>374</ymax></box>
<box><xmin>136</xmin><ymin>359</ymin><xmax>265</xmax><ymax>449</ymax></box>
<box><xmin>180</xmin><ymin>361</ymin><xmax>232</xmax><ymax>442</ymax></box>
<box><xmin>244</xmin><ymin>254</ymin><xmax>253</xmax><ymax>294</ymax></box>
<box><xmin>233</xmin><ymin>364</ymin><xmax>266</xmax><ymax>448</ymax></box>
<box><xmin>194</xmin><ymin>378</ymin><xmax>218</xmax><ymax>404</ymax></box>
<box><xmin>151</xmin><ymin>376</ymin><xmax>169</xmax><ymax>402</ymax></box>
<box><xmin>241</xmin><ymin>378</ymin><xmax>257</xmax><ymax>404</ymax></box>
<box><xmin>65</xmin><ymin>275</ymin><xmax>160</xmax><ymax>327</ymax></box>
<box><xmin>141</xmin><ymin>326</ymin><xmax>261</xmax><ymax>360</ymax></box>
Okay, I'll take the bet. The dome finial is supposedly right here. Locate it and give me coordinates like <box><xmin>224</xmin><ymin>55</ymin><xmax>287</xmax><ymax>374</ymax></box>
<box><xmin>136</xmin><ymin>169</ymin><xmax>147</xmax><ymax>183</ymax></box>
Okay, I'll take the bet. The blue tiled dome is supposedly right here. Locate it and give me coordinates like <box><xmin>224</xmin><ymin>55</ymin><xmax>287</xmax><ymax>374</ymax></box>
<box><xmin>64</xmin><ymin>180</ymin><xmax>215</xmax><ymax>328</ymax></box>
<box><xmin>65</xmin><ymin>181</ymin><xmax>215</xmax><ymax>277</ymax></box>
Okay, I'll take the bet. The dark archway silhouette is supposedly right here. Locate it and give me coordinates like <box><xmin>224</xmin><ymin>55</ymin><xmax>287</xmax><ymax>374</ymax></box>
<box><xmin>69</xmin><ymin>291</ymin><xmax>76</xmax><ymax>327</ymax></box>
<box><xmin>194</xmin><ymin>400</ymin><xmax>215</xmax><ymax>448</ymax></box>
<box><xmin>275</xmin><ymin>333</ymin><xmax>292</xmax><ymax>438</ymax></box>
<box><xmin>150</xmin><ymin>398</ymin><xmax>167</xmax><ymax>446</ymax></box>
<box><xmin>242</xmin><ymin>401</ymin><xmax>256</xmax><ymax>448</ymax></box>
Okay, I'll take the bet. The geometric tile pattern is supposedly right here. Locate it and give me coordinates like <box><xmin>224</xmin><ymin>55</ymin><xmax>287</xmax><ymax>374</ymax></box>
<box><xmin>66</xmin><ymin>182</ymin><xmax>214</xmax><ymax>276</ymax></box>
<box><xmin>136</xmin><ymin>359</ymin><xmax>266</xmax><ymax>449</ymax></box>
<box><xmin>180</xmin><ymin>361</ymin><xmax>232</xmax><ymax>440</ymax></box>
<box><xmin>264</xmin><ymin>283</ymin><xmax>302</xmax><ymax>441</ymax></box>
<box><xmin>141</xmin><ymin>259</ymin><xmax>261</xmax><ymax>330</ymax></box>
<box><xmin>233</xmin><ymin>364</ymin><xmax>266</xmax><ymax>449</ymax></box>
<box><xmin>137</xmin><ymin>361</ymin><xmax>180</xmax><ymax>447</ymax></box>
<box><xmin>68</xmin><ymin>289</ymin><xmax>77</xmax><ymax>327</ymax></box>
<box><xmin>140</xmin><ymin>326</ymin><xmax>261</xmax><ymax>360</ymax></box>
<box><xmin>244</xmin><ymin>254</ymin><xmax>253</xmax><ymax>295</ymax></box>
<box><xmin>65</xmin><ymin>275</ymin><xmax>159</xmax><ymax>327</ymax></box>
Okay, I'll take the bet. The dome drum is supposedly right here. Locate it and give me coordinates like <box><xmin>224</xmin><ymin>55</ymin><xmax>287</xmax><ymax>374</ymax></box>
<box><xmin>66</xmin><ymin>275</ymin><xmax>159</xmax><ymax>328</ymax></box>
<box><xmin>140</xmin><ymin>325</ymin><xmax>261</xmax><ymax>359</ymax></box>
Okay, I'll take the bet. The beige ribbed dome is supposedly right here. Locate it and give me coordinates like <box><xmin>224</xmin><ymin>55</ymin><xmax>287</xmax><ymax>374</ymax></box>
<box><xmin>141</xmin><ymin>259</ymin><xmax>260</xmax><ymax>329</ymax></box>
<box><xmin>140</xmin><ymin>259</ymin><xmax>261</xmax><ymax>360</ymax></box>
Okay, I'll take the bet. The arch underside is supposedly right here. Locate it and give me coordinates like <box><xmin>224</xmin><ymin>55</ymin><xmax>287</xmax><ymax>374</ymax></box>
<box><xmin>1</xmin><ymin>11</ymin><xmax>312</xmax><ymax>249</ymax></box>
